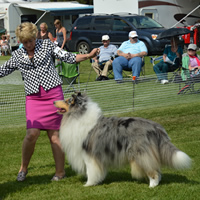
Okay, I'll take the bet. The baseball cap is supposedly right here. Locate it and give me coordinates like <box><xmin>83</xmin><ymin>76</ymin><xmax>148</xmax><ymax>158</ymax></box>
<box><xmin>188</xmin><ymin>44</ymin><xmax>197</xmax><ymax>50</ymax></box>
<box><xmin>102</xmin><ymin>35</ymin><xmax>110</xmax><ymax>41</ymax></box>
<box><xmin>129</xmin><ymin>31</ymin><xmax>138</xmax><ymax>38</ymax></box>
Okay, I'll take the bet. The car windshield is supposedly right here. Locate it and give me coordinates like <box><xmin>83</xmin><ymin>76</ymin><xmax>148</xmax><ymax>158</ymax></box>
<box><xmin>125</xmin><ymin>16</ymin><xmax>164</xmax><ymax>29</ymax></box>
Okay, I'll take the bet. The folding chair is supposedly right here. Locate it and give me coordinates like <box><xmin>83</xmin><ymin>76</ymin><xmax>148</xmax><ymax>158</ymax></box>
<box><xmin>150</xmin><ymin>55</ymin><xmax>163</xmax><ymax>66</ymax></box>
<box><xmin>56</xmin><ymin>61</ymin><xmax>80</xmax><ymax>93</ymax></box>
<box><xmin>178</xmin><ymin>67</ymin><xmax>200</xmax><ymax>94</ymax></box>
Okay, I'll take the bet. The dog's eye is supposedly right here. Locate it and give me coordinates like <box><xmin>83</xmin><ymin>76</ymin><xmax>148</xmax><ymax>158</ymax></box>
<box><xmin>67</xmin><ymin>98</ymin><xmax>73</xmax><ymax>104</ymax></box>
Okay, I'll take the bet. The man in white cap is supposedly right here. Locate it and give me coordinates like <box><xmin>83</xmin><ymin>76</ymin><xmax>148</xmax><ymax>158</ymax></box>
<box><xmin>92</xmin><ymin>35</ymin><xmax>117</xmax><ymax>81</ymax></box>
<box><xmin>112</xmin><ymin>31</ymin><xmax>147</xmax><ymax>82</ymax></box>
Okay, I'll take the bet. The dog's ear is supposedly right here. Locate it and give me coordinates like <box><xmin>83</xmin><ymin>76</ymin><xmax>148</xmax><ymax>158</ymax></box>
<box><xmin>71</xmin><ymin>92</ymin><xmax>80</xmax><ymax>105</ymax></box>
<box><xmin>72</xmin><ymin>92</ymin><xmax>81</xmax><ymax>101</ymax></box>
<box><xmin>77</xmin><ymin>91</ymin><xmax>81</xmax><ymax>96</ymax></box>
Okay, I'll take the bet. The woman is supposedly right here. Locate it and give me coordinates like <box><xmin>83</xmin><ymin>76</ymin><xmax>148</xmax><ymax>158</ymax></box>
<box><xmin>181</xmin><ymin>43</ymin><xmax>200</xmax><ymax>80</ymax></box>
<box><xmin>153</xmin><ymin>37</ymin><xmax>183</xmax><ymax>84</ymax></box>
<box><xmin>54</xmin><ymin>19</ymin><xmax>67</xmax><ymax>49</ymax></box>
<box><xmin>0</xmin><ymin>22</ymin><xmax>99</xmax><ymax>182</ymax></box>
<box><xmin>37</xmin><ymin>22</ymin><xmax>54</xmax><ymax>42</ymax></box>
<box><xmin>0</xmin><ymin>35</ymin><xmax>9</xmax><ymax>56</ymax></box>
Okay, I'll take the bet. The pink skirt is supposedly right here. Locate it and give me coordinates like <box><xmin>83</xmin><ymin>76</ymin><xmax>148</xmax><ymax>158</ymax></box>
<box><xmin>26</xmin><ymin>85</ymin><xmax>64</xmax><ymax>130</ymax></box>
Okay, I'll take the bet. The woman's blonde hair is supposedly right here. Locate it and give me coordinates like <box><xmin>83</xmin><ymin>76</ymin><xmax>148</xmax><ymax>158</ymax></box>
<box><xmin>15</xmin><ymin>22</ymin><xmax>38</xmax><ymax>43</ymax></box>
<box><xmin>40</xmin><ymin>22</ymin><xmax>48</xmax><ymax>30</ymax></box>
<box><xmin>54</xmin><ymin>19</ymin><xmax>62</xmax><ymax>28</ymax></box>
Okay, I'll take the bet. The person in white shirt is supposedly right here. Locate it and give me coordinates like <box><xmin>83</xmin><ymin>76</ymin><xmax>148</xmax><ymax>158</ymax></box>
<box><xmin>92</xmin><ymin>35</ymin><xmax>117</xmax><ymax>81</ymax></box>
<box><xmin>112</xmin><ymin>31</ymin><xmax>147</xmax><ymax>83</ymax></box>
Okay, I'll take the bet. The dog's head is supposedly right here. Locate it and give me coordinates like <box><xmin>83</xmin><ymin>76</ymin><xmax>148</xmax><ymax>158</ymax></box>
<box><xmin>54</xmin><ymin>92</ymin><xmax>87</xmax><ymax>114</ymax></box>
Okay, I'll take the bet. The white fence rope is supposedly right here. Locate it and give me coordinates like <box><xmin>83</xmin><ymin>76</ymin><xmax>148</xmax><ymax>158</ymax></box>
<box><xmin>1</xmin><ymin>72</ymin><xmax>200</xmax><ymax>128</ymax></box>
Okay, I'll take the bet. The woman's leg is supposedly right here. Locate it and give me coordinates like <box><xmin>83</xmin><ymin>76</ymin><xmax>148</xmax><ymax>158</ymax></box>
<box><xmin>153</xmin><ymin>61</ymin><xmax>169</xmax><ymax>81</ymax></box>
<box><xmin>19</xmin><ymin>128</ymin><xmax>40</xmax><ymax>173</ymax></box>
<box><xmin>162</xmin><ymin>62</ymin><xmax>170</xmax><ymax>80</ymax></box>
<box><xmin>47</xmin><ymin>129</ymin><xmax>65</xmax><ymax>178</ymax></box>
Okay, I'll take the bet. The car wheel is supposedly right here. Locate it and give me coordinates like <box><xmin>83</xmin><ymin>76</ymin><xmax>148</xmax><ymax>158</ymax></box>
<box><xmin>77</xmin><ymin>41</ymin><xmax>90</xmax><ymax>54</ymax></box>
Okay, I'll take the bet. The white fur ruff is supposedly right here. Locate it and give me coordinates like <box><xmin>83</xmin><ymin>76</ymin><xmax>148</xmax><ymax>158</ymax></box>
<box><xmin>59</xmin><ymin>100</ymin><xmax>101</xmax><ymax>175</ymax></box>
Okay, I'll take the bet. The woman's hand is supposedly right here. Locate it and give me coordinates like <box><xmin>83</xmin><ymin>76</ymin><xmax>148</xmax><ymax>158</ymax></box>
<box><xmin>75</xmin><ymin>48</ymin><xmax>100</xmax><ymax>63</ymax></box>
<box><xmin>88</xmin><ymin>48</ymin><xmax>100</xmax><ymax>58</ymax></box>
<box><xmin>176</xmin><ymin>52</ymin><xmax>180</xmax><ymax>57</ymax></box>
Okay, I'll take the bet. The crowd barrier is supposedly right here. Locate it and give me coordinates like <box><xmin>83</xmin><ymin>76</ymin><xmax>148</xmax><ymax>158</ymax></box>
<box><xmin>1</xmin><ymin>72</ymin><xmax>200</xmax><ymax>128</ymax></box>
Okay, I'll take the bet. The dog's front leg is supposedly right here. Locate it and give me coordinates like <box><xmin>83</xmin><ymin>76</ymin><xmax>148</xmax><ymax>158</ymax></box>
<box><xmin>83</xmin><ymin>156</ymin><xmax>107</xmax><ymax>186</ymax></box>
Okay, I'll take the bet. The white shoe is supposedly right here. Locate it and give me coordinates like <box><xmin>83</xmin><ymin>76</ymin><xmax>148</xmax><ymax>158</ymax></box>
<box><xmin>161</xmin><ymin>80</ymin><xmax>169</xmax><ymax>84</ymax></box>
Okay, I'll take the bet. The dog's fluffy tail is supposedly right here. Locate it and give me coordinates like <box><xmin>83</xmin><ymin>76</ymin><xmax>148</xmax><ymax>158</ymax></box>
<box><xmin>159</xmin><ymin>135</ymin><xmax>191</xmax><ymax>170</ymax></box>
<box><xmin>171</xmin><ymin>151</ymin><xmax>191</xmax><ymax>169</ymax></box>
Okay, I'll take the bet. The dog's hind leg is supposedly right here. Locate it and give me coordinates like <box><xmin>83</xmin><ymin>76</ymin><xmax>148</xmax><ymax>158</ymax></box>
<box><xmin>84</xmin><ymin>156</ymin><xmax>107</xmax><ymax>187</ymax></box>
<box><xmin>130</xmin><ymin>160</ymin><xmax>145</xmax><ymax>180</ymax></box>
<box><xmin>147</xmin><ymin>171</ymin><xmax>161</xmax><ymax>188</ymax></box>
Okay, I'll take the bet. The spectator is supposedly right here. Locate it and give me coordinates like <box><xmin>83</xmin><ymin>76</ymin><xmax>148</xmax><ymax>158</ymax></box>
<box><xmin>37</xmin><ymin>22</ymin><xmax>54</xmax><ymax>42</ymax></box>
<box><xmin>112</xmin><ymin>31</ymin><xmax>147</xmax><ymax>82</ymax></box>
<box><xmin>153</xmin><ymin>37</ymin><xmax>183</xmax><ymax>84</ymax></box>
<box><xmin>92</xmin><ymin>35</ymin><xmax>117</xmax><ymax>81</ymax></box>
<box><xmin>181</xmin><ymin>44</ymin><xmax>200</xmax><ymax>80</ymax></box>
<box><xmin>54</xmin><ymin>19</ymin><xmax>67</xmax><ymax>50</ymax></box>
<box><xmin>0</xmin><ymin>35</ymin><xmax>9</xmax><ymax>56</ymax></box>
<box><xmin>0</xmin><ymin>22</ymin><xmax>99</xmax><ymax>182</ymax></box>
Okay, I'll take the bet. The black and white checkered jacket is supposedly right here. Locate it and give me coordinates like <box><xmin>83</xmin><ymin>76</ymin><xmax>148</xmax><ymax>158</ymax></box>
<box><xmin>0</xmin><ymin>39</ymin><xmax>76</xmax><ymax>95</ymax></box>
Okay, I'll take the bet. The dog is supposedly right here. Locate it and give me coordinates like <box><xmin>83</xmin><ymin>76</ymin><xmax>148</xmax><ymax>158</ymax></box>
<box><xmin>54</xmin><ymin>92</ymin><xmax>191</xmax><ymax>188</ymax></box>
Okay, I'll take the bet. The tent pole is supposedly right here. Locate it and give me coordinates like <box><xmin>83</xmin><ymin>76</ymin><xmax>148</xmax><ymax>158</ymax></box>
<box><xmin>171</xmin><ymin>5</ymin><xmax>200</xmax><ymax>28</ymax></box>
<box><xmin>34</xmin><ymin>11</ymin><xmax>49</xmax><ymax>25</ymax></box>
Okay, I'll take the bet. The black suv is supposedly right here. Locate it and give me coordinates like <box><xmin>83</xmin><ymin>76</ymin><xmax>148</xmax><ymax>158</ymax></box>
<box><xmin>67</xmin><ymin>13</ymin><xmax>170</xmax><ymax>55</ymax></box>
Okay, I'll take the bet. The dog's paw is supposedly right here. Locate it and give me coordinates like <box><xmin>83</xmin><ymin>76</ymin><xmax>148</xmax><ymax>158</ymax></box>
<box><xmin>84</xmin><ymin>182</ymin><xmax>95</xmax><ymax>187</ymax></box>
<box><xmin>149</xmin><ymin>177</ymin><xmax>159</xmax><ymax>188</ymax></box>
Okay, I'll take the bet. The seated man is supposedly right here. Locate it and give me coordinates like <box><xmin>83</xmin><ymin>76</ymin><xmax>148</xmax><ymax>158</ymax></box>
<box><xmin>112</xmin><ymin>31</ymin><xmax>147</xmax><ymax>82</ymax></box>
<box><xmin>92</xmin><ymin>35</ymin><xmax>117</xmax><ymax>81</ymax></box>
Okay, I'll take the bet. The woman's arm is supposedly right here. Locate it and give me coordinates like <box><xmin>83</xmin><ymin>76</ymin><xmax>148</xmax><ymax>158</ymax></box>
<box><xmin>61</xmin><ymin>27</ymin><xmax>67</xmax><ymax>49</ymax></box>
<box><xmin>76</xmin><ymin>48</ymin><xmax>100</xmax><ymax>63</ymax></box>
<box><xmin>163</xmin><ymin>54</ymin><xmax>167</xmax><ymax>62</ymax></box>
<box><xmin>52</xmin><ymin>40</ymin><xmax>100</xmax><ymax>63</ymax></box>
<box><xmin>188</xmin><ymin>64</ymin><xmax>192</xmax><ymax>71</ymax></box>
<box><xmin>48</xmin><ymin>32</ymin><xmax>54</xmax><ymax>42</ymax></box>
<box><xmin>0</xmin><ymin>58</ymin><xmax>17</xmax><ymax>77</ymax></box>
<box><xmin>55</xmin><ymin>29</ymin><xmax>58</xmax><ymax>43</ymax></box>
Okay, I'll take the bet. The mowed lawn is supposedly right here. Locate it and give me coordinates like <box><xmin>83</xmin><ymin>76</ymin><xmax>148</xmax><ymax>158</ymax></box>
<box><xmin>0</xmin><ymin>54</ymin><xmax>200</xmax><ymax>200</ymax></box>
<box><xmin>0</xmin><ymin>102</ymin><xmax>200</xmax><ymax>200</ymax></box>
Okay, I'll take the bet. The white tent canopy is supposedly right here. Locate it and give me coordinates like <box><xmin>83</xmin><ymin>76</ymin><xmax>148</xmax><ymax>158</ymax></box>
<box><xmin>15</xmin><ymin>1</ymin><xmax>93</xmax><ymax>15</ymax></box>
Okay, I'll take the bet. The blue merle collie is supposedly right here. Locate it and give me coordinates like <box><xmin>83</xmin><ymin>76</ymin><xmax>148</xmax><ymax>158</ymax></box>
<box><xmin>54</xmin><ymin>92</ymin><xmax>191</xmax><ymax>187</ymax></box>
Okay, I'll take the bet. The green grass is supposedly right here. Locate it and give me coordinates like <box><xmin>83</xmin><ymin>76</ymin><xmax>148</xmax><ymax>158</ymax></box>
<box><xmin>0</xmin><ymin>54</ymin><xmax>200</xmax><ymax>199</ymax></box>
<box><xmin>0</xmin><ymin>103</ymin><xmax>200</xmax><ymax>200</ymax></box>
